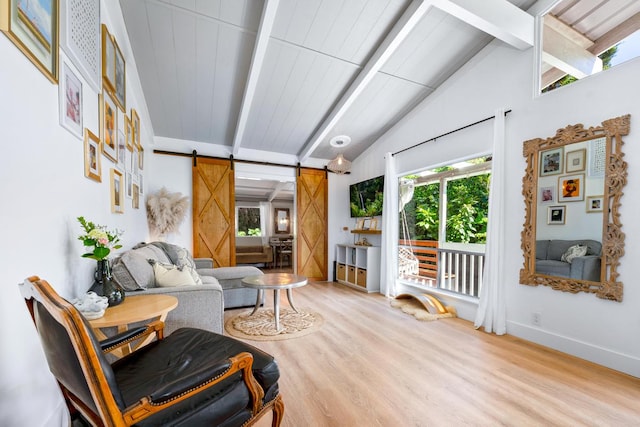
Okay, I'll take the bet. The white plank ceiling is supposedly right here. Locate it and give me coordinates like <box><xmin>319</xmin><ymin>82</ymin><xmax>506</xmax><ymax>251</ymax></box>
<box><xmin>121</xmin><ymin>0</ymin><xmax>640</xmax><ymax>172</ymax></box>
<box><xmin>120</xmin><ymin>0</ymin><xmax>541</xmax><ymax>169</ymax></box>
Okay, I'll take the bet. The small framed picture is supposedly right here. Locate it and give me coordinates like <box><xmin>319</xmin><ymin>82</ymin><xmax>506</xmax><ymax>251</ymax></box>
<box><xmin>101</xmin><ymin>24</ymin><xmax>116</xmax><ymax>92</ymax></box>
<box><xmin>362</xmin><ymin>218</ymin><xmax>372</xmax><ymax>230</ymax></box>
<box><xmin>125</xmin><ymin>171</ymin><xmax>133</xmax><ymax>199</ymax></box>
<box><xmin>114</xmin><ymin>37</ymin><xmax>126</xmax><ymax>111</ymax></box>
<box><xmin>131</xmin><ymin>108</ymin><xmax>140</xmax><ymax>148</ymax></box>
<box><xmin>558</xmin><ymin>174</ymin><xmax>585</xmax><ymax>202</ymax></box>
<box><xmin>132</xmin><ymin>183</ymin><xmax>140</xmax><ymax>209</ymax></box>
<box><xmin>117</xmin><ymin>129</ymin><xmax>126</xmax><ymax>169</ymax></box>
<box><xmin>0</xmin><ymin>0</ymin><xmax>59</xmax><ymax>83</ymax></box>
<box><xmin>547</xmin><ymin>206</ymin><xmax>565</xmax><ymax>225</ymax></box>
<box><xmin>110</xmin><ymin>168</ymin><xmax>124</xmax><ymax>214</ymax></box>
<box><xmin>566</xmin><ymin>148</ymin><xmax>586</xmax><ymax>173</ymax></box>
<box><xmin>138</xmin><ymin>147</ymin><xmax>144</xmax><ymax>170</ymax></box>
<box><xmin>539</xmin><ymin>185</ymin><xmax>555</xmax><ymax>204</ymax></box>
<box><xmin>586</xmin><ymin>195</ymin><xmax>604</xmax><ymax>213</ymax></box>
<box><xmin>59</xmin><ymin>62</ymin><xmax>83</xmax><ymax>138</ymax></box>
<box><xmin>540</xmin><ymin>147</ymin><xmax>563</xmax><ymax>176</ymax></box>
<box><xmin>138</xmin><ymin>173</ymin><xmax>144</xmax><ymax>195</ymax></box>
<box><xmin>356</xmin><ymin>218</ymin><xmax>364</xmax><ymax>230</ymax></box>
<box><xmin>125</xmin><ymin>115</ymin><xmax>134</xmax><ymax>151</ymax></box>
<box><xmin>83</xmin><ymin>129</ymin><xmax>101</xmax><ymax>182</ymax></box>
<box><xmin>369</xmin><ymin>218</ymin><xmax>378</xmax><ymax>230</ymax></box>
<box><xmin>100</xmin><ymin>90</ymin><xmax>118</xmax><ymax>162</ymax></box>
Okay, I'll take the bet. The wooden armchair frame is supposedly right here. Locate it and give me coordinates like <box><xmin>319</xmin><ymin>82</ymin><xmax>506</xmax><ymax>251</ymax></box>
<box><xmin>20</xmin><ymin>276</ymin><xmax>284</xmax><ymax>426</ymax></box>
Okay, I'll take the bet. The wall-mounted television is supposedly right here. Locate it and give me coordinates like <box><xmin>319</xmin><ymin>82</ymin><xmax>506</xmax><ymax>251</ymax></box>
<box><xmin>350</xmin><ymin>175</ymin><xmax>384</xmax><ymax>217</ymax></box>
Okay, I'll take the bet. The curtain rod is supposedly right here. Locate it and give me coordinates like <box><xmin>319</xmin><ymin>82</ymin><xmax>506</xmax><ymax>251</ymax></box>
<box><xmin>152</xmin><ymin>149</ymin><xmax>344</xmax><ymax>174</ymax></box>
<box><xmin>392</xmin><ymin>109</ymin><xmax>512</xmax><ymax>157</ymax></box>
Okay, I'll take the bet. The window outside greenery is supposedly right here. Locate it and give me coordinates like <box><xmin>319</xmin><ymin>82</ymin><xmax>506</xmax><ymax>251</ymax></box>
<box><xmin>400</xmin><ymin>157</ymin><xmax>490</xmax><ymax>244</ymax></box>
<box><xmin>237</xmin><ymin>207</ymin><xmax>262</xmax><ymax>236</ymax></box>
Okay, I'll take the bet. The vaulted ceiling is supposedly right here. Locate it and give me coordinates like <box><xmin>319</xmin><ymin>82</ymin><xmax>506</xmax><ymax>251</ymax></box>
<box><xmin>120</xmin><ymin>0</ymin><xmax>539</xmax><ymax>167</ymax></box>
<box><xmin>120</xmin><ymin>1</ymin><xmax>639</xmax><ymax>200</ymax></box>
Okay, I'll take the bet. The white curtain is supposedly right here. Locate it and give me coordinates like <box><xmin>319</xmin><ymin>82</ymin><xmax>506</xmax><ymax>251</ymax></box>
<box><xmin>381</xmin><ymin>152</ymin><xmax>399</xmax><ymax>297</ymax></box>
<box><xmin>474</xmin><ymin>108</ymin><xmax>507</xmax><ymax>334</ymax></box>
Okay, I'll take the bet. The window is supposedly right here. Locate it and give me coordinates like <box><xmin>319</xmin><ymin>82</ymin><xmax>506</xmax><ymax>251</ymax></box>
<box><xmin>539</xmin><ymin>1</ymin><xmax>640</xmax><ymax>93</ymax></box>
<box><xmin>398</xmin><ymin>156</ymin><xmax>490</xmax><ymax>297</ymax></box>
<box><xmin>236</xmin><ymin>206</ymin><xmax>263</xmax><ymax>236</ymax></box>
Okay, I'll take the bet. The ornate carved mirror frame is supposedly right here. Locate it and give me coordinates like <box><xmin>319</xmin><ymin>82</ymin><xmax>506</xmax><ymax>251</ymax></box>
<box><xmin>520</xmin><ymin>115</ymin><xmax>630</xmax><ymax>302</ymax></box>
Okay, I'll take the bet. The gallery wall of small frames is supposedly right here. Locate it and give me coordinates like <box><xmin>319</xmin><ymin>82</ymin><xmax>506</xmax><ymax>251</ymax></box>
<box><xmin>1</xmin><ymin>0</ymin><xmax>144</xmax><ymax>214</ymax></box>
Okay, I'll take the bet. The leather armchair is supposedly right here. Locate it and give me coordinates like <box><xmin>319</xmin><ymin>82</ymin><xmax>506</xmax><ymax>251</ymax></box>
<box><xmin>19</xmin><ymin>276</ymin><xmax>284</xmax><ymax>426</ymax></box>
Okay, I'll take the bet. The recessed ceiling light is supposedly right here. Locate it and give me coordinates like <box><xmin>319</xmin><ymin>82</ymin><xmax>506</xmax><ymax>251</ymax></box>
<box><xmin>330</xmin><ymin>135</ymin><xmax>351</xmax><ymax>148</ymax></box>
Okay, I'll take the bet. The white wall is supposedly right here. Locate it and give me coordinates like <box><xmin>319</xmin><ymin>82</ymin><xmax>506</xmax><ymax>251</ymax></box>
<box><xmin>0</xmin><ymin>2</ymin><xmax>154</xmax><ymax>425</ymax></box>
<box><xmin>345</xmin><ymin>39</ymin><xmax>640</xmax><ymax>377</ymax></box>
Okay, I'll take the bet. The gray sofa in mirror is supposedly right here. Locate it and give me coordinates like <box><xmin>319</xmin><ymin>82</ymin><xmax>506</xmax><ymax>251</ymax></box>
<box><xmin>535</xmin><ymin>239</ymin><xmax>602</xmax><ymax>282</ymax></box>
<box><xmin>111</xmin><ymin>242</ymin><xmax>264</xmax><ymax>335</ymax></box>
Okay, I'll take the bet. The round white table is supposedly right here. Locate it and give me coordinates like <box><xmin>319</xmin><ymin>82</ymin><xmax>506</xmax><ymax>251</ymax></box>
<box><xmin>241</xmin><ymin>273</ymin><xmax>308</xmax><ymax>331</ymax></box>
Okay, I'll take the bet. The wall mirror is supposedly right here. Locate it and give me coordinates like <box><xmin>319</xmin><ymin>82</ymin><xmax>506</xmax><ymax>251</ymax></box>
<box><xmin>520</xmin><ymin>115</ymin><xmax>630</xmax><ymax>301</ymax></box>
<box><xmin>274</xmin><ymin>208</ymin><xmax>290</xmax><ymax>234</ymax></box>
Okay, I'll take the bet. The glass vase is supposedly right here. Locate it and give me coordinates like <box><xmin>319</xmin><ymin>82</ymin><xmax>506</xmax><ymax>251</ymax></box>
<box><xmin>91</xmin><ymin>259</ymin><xmax>125</xmax><ymax>307</ymax></box>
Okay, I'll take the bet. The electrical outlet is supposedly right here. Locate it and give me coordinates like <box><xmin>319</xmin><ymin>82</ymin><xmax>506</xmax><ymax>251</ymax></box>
<box><xmin>532</xmin><ymin>312</ymin><xmax>541</xmax><ymax>326</ymax></box>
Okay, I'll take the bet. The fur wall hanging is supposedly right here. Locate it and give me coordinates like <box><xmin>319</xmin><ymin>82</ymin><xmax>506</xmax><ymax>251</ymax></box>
<box><xmin>146</xmin><ymin>187</ymin><xmax>189</xmax><ymax>239</ymax></box>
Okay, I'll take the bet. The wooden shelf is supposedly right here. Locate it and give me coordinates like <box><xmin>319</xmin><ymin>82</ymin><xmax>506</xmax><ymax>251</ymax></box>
<box><xmin>351</xmin><ymin>229</ymin><xmax>381</xmax><ymax>234</ymax></box>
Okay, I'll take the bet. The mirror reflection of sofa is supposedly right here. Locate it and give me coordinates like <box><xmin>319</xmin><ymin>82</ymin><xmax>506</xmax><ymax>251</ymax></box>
<box><xmin>535</xmin><ymin>239</ymin><xmax>602</xmax><ymax>282</ymax></box>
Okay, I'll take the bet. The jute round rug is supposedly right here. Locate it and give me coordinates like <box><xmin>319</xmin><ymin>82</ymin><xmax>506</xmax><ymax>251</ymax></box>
<box><xmin>225</xmin><ymin>307</ymin><xmax>324</xmax><ymax>341</ymax></box>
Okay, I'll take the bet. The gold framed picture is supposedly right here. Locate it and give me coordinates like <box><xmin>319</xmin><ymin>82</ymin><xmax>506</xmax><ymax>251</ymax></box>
<box><xmin>100</xmin><ymin>90</ymin><xmax>118</xmax><ymax>162</ymax></box>
<box><xmin>101</xmin><ymin>24</ymin><xmax>115</xmax><ymax>92</ymax></box>
<box><xmin>0</xmin><ymin>0</ymin><xmax>59</xmax><ymax>83</ymax></box>
<box><xmin>83</xmin><ymin>129</ymin><xmax>101</xmax><ymax>182</ymax></box>
<box><xmin>131</xmin><ymin>108</ymin><xmax>140</xmax><ymax>148</ymax></box>
<box><xmin>125</xmin><ymin>115</ymin><xmax>133</xmax><ymax>151</ymax></box>
<box><xmin>566</xmin><ymin>148</ymin><xmax>586</xmax><ymax>173</ymax></box>
<box><xmin>110</xmin><ymin>168</ymin><xmax>124</xmax><ymax>214</ymax></box>
<box><xmin>586</xmin><ymin>195</ymin><xmax>604</xmax><ymax>213</ymax></box>
<box><xmin>113</xmin><ymin>36</ymin><xmax>126</xmax><ymax>111</ymax></box>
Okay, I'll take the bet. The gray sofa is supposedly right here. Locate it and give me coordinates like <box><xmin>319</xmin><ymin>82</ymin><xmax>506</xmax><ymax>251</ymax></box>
<box><xmin>535</xmin><ymin>239</ymin><xmax>602</xmax><ymax>282</ymax></box>
<box><xmin>111</xmin><ymin>242</ymin><xmax>263</xmax><ymax>335</ymax></box>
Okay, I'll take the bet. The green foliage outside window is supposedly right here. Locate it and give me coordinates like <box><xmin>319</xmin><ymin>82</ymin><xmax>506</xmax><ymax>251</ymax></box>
<box><xmin>237</xmin><ymin>207</ymin><xmax>262</xmax><ymax>236</ymax></box>
<box><xmin>400</xmin><ymin>165</ymin><xmax>490</xmax><ymax>244</ymax></box>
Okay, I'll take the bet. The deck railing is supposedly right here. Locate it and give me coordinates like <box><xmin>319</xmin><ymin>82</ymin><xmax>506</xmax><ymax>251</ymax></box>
<box><xmin>398</xmin><ymin>240</ymin><xmax>485</xmax><ymax>298</ymax></box>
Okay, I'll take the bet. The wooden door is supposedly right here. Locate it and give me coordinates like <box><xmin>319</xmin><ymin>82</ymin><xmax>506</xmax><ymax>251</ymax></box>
<box><xmin>192</xmin><ymin>158</ymin><xmax>235</xmax><ymax>267</ymax></box>
<box><xmin>296</xmin><ymin>168</ymin><xmax>328</xmax><ymax>281</ymax></box>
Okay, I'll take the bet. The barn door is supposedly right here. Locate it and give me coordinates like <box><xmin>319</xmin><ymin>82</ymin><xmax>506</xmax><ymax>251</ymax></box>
<box><xmin>192</xmin><ymin>158</ymin><xmax>235</xmax><ymax>267</ymax></box>
<box><xmin>296</xmin><ymin>168</ymin><xmax>328</xmax><ymax>281</ymax></box>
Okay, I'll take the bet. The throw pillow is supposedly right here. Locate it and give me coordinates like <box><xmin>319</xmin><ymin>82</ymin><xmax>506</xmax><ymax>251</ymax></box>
<box><xmin>561</xmin><ymin>244</ymin><xmax>588</xmax><ymax>263</ymax></box>
<box><xmin>150</xmin><ymin>261</ymin><xmax>198</xmax><ymax>287</ymax></box>
<box><xmin>172</xmin><ymin>246</ymin><xmax>203</xmax><ymax>286</ymax></box>
<box><xmin>112</xmin><ymin>251</ymin><xmax>154</xmax><ymax>291</ymax></box>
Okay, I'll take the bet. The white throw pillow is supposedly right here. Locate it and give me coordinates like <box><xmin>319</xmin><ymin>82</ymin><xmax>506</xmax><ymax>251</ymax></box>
<box><xmin>561</xmin><ymin>244</ymin><xmax>588</xmax><ymax>263</ymax></box>
<box><xmin>151</xmin><ymin>261</ymin><xmax>198</xmax><ymax>287</ymax></box>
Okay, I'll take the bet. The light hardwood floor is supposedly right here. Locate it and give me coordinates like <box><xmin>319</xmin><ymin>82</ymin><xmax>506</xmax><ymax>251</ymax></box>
<box><xmin>225</xmin><ymin>281</ymin><xmax>640</xmax><ymax>426</ymax></box>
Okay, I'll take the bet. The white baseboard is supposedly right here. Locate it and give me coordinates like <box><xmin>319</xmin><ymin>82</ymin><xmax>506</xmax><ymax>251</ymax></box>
<box><xmin>507</xmin><ymin>320</ymin><xmax>640</xmax><ymax>378</ymax></box>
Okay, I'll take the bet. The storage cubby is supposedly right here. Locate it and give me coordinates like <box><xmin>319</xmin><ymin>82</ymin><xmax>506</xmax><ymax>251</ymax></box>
<box><xmin>335</xmin><ymin>244</ymin><xmax>380</xmax><ymax>293</ymax></box>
